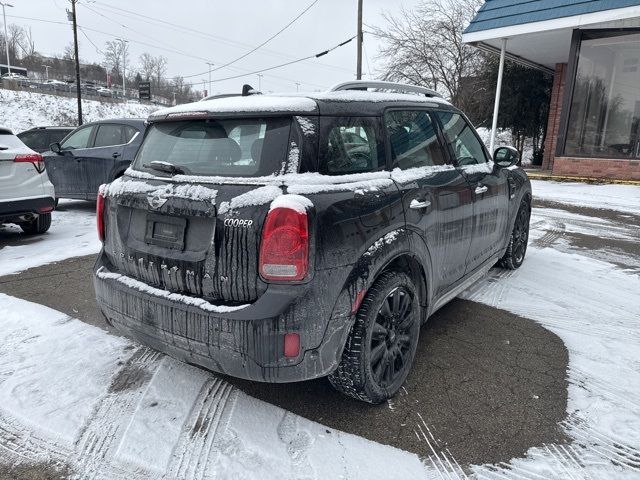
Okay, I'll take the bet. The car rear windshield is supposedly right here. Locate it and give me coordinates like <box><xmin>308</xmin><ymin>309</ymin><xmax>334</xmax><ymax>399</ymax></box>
<box><xmin>132</xmin><ymin>118</ymin><xmax>291</xmax><ymax>177</ymax></box>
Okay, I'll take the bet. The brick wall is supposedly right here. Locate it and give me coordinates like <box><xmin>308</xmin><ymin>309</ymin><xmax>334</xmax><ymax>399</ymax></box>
<box><xmin>542</xmin><ymin>63</ymin><xmax>567</xmax><ymax>171</ymax></box>
<box><xmin>553</xmin><ymin>157</ymin><xmax>640</xmax><ymax>180</ymax></box>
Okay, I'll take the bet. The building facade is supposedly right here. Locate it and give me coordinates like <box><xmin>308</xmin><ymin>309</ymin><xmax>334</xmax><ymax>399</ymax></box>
<box><xmin>464</xmin><ymin>0</ymin><xmax>640</xmax><ymax>180</ymax></box>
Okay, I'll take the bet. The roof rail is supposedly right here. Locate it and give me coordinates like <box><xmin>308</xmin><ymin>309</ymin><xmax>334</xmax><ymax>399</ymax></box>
<box><xmin>328</xmin><ymin>80</ymin><xmax>443</xmax><ymax>98</ymax></box>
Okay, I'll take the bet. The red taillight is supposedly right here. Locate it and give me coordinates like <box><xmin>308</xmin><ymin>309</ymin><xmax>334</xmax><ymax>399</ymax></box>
<box><xmin>259</xmin><ymin>207</ymin><xmax>309</xmax><ymax>281</ymax></box>
<box><xmin>15</xmin><ymin>153</ymin><xmax>45</xmax><ymax>173</ymax></box>
<box><xmin>96</xmin><ymin>189</ymin><xmax>106</xmax><ymax>242</ymax></box>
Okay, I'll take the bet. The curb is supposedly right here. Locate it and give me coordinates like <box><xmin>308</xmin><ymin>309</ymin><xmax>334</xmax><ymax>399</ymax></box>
<box><xmin>525</xmin><ymin>171</ymin><xmax>640</xmax><ymax>186</ymax></box>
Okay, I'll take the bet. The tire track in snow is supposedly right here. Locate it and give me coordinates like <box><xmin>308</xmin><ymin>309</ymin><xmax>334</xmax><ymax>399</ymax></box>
<box><xmin>71</xmin><ymin>347</ymin><xmax>164</xmax><ymax>480</ymax></box>
<box><xmin>167</xmin><ymin>377</ymin><xmax>236</xmax><ymax>480</ymax></box>
<box><xmin>414</xmin><ymin>412</ymin><xmax>467</xmax><ymax>480</ymax></box>
<box><xmin>0</xmin><ymin>411</ymin><xmax>72</xmax><ymax>463</ymax></box>
<box><xmin>75</xmin><ymin>348</ymin><xmax>164</xmax><ymax>463</ymax></box>
<box><xmin>533</xmin><ymin>220</ymin><xmax>566</xmax><ymax>249</ymax></box>
<box><xmin>562</xmin><ymin>415</ymin><xmax>640</xmax><ymax>472</ymax></box>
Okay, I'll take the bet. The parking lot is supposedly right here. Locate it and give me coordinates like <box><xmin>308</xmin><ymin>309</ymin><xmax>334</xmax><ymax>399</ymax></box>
<box><xmin>0</xmin><ymin>180</ymin><xmax>639</xmax><ymax>479</ymax></box>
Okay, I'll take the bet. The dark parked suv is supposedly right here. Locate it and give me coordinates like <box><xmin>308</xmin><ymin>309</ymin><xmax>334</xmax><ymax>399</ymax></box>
<box><xmin>44</xmin><ymin>118</ymin><xmax>146</xmax><ymax>201</ymax></box>
<box><xmin>93</xmin><ymin>81</ymin><xmax>531</xmax><ymax>403</ymax></box>
<box><xmin>17</xmin><ymin>126</ymin><xmax>75</xmax><ymax>153</ymax></box>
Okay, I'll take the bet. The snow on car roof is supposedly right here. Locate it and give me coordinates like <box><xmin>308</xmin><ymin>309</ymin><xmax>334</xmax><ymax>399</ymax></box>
<box><xmin>149</xmin><ymin>89</ymin><xmax>453</xmax><ymax>121</ymax></box>
<box><xmin>305</xmin><ymin>90</ymin><xmax>452</xmax><ymax>106</ymax></box>
<box><xmin>149</xmin><ymin>95</ymin><xmax>319</xmax><ymax>120</ymax></box>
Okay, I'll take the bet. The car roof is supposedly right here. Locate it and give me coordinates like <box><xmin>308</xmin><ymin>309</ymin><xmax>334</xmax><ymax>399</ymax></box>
<box><xmin>149</xmin><ymin>90</ymin><xmax>459</xmax><ymax>121</ymax></box>
<box><xmin>76</xmin><ymin>118</ymin><xmax>147</xmax><ymax>128</ymax></box>
<box><xmin>20</xmin><ymin>126</ymin><xmax>76</xmax><ymax>132</ymax></box>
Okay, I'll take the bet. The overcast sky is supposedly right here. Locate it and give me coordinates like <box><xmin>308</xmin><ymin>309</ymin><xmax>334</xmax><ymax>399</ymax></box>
<box><xmin>7</xmin><ymin>0</ymin><xmax>421</xmax><ymax>94</ymax></box>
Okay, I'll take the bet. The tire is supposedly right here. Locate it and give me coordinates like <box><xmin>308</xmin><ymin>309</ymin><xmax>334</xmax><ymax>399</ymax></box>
<box><xmin>19</xmin><ymin>213</ymin><xmax>52</xmax><ymax>235</ymax></box>
<box><xmin>329</xmin><ymin>271</ymin><xmax>421</xmax><ymax>404</ymax></box>
<box><xmin>499</xmin><ymin>199</ymin><xmax>530</xmax><ymax>270</ymax></box>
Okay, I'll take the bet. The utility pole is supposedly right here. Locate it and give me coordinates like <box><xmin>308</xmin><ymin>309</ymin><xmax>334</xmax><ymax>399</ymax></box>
<box><xmin>42</xmin><ymin>64</ymin><xmax>51</xmax><ymax>80</ymax></box>
<box><xmin>295</xmin><ymin>82</ymin><xmax>300</xmax><ymax>92</ymax></box>
<box><xmin>206</xmin><ymin>62</ymin><xmax>214</xmax><ymax>96</ymax></box>
<box><xmin>257</xmin><ymin>74</ymin><xmax>263</xmax><ymax>91</ymax></box>
<box><xmin>117</xmin><ymin>38</ymin><xmax>128</xmax><ymax>100</ymax></box>
<box><xmin>70</xmin><ymin>0</ymin><xmax>82</xmax><ymax>125</ymax></box>
<box><xmin>356</xmin><ymin>0</ymin><xmax>363</xmax><ymax>80</ymax></box>
<box><xmin>1</xmin><ymin>2</ymin><xmax>14</xmax><ymax>75</ymax></box>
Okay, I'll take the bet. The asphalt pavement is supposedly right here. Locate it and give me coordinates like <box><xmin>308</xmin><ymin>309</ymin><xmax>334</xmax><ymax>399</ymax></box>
<box><xmin>0</xmin><ymin>252</ymin><xmax>569</xmax><ymax>467</ymax></box>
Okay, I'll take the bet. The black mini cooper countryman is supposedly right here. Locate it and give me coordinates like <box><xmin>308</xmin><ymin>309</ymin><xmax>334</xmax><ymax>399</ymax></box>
<box><xmin>93</xmin><ymin>81</ymin><xmax>531</xmax><ymax>404</ymax></box>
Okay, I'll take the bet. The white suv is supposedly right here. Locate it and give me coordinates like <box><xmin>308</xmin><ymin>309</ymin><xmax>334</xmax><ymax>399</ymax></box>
<box><xmin>0</xmin><ymin>126</ymin><xmax>55</xmax><ymax>234</ymax></box>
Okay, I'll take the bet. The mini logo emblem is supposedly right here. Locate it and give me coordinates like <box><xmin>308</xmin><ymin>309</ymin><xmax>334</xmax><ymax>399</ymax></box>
<box><xmin>147</xmin><ymin>194</ymin><xmax>168</xmax><ymax>209</ymax></box>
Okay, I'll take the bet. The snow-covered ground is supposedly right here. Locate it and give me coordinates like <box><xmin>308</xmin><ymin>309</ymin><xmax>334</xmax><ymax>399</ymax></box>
<box><xmin>0</xmin><ymin>89</ymin><xmax>158</xmax><ymax>133</ymax></box>
<box><xmin>0</xmin><ymin>180</ymin><xmax>639</xmax><ymax>479</ymax></box>
<box><xmin>0</xmin><ymin>200</ymin><xmax>100</xmax><ymax>277</ymax></box>
<box><xmin>532</xmin><ymin>179</ymin><xmax>640</xmax><ymax>215</ymax></box>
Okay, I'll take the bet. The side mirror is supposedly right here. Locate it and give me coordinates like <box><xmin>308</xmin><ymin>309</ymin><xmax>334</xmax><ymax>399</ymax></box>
<box><xmin>494</xmin><ymin>146</ymin><xmax>520</xmax><ymax>168</ymax></box>
<box><xmin>50</xmin><ymin>142</ymin><xmax>61</xmax><ymax>153</ymax></box>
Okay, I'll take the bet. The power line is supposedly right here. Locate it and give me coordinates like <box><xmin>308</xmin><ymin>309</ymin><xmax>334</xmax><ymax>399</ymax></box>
<box><xmin>212</xmin><ymin>0</ymin><xmax>318</xmax><ymax>72</ymax></box>
<box><xmin>78</xmin><ymin>26</ymin><xmax>103</xmax><ymax>55</ymax></box>
<box><xmin>183</xmin><ymin>35</ymin><xmax>356</xmax><ymax>88</ymax></box>
<box><xmin>87</xmin><ymin>0</ymin><xmax>353</xmax><ymax>74</ymax></box>
<box><xmin>6</xmin><ymin>13</ymin><xmax>333</xmax><ymax>90</ymax></box>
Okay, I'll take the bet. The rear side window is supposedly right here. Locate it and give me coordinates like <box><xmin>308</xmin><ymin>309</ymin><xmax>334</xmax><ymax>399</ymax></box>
<box><xmin>133</xmin><ymin>118</ymin><xmax>291</xmax><ymax>177</ymax></box>
<box><xmin>385</xmin><ymin>110</ymin><xmax>447</xmax><ymax>169</ymax></box>
<box><xmin>436</xmin><ymin>112</ymin><xmax>488</xmax><ymax>166</ymax></box>
<box><xmin>94</xmin><ymin>124</ymin><xmax>126</xmax><ymax>148</ymax></box>
<box><xmin>319</xmin><ymin>117</ymin><xmax>384</xmax><ymax>175</ymax></box>
<box><xmin>17</xmin><ymin>131</ymin><xmax>49</xmax><ymax>151</ymax></box>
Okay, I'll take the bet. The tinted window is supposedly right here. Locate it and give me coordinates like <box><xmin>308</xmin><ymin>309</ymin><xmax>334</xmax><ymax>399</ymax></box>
<box><xmin>319</xmin><ymin>117</ymin><xmax>383</xmax><ymax>175</ymax></box>
<box><xmin>385</xmin><ymin>110</ymin><xmax>446</xmax><ymax>169</ymax></box>
<box><xmin>17</xmin><ymin>131</ymin><xmax>49</xmax><ymax>151</ymax></box>
<box><xmin>133</xmin><ymin>118</ymin><xmax>291</xmax><ymax>177</ymax></box>
<box><xmin>94</xmin><ymin>124</ymin><xmax>126</xmax><ymax>148</ymax></box>
<box><xmin>48</xmin><ymin>129</ymin><xmax>74</xmax><ymax>145</ymax></box>
<box><xmin>61</xmin><ymin>126</ymin><xmax>94</xmax><ymax>150</ymax></box>
<box><xmin>436</xmin><ymin>112</ymin><xmax>488</xmax><ymax>166</ymax></box>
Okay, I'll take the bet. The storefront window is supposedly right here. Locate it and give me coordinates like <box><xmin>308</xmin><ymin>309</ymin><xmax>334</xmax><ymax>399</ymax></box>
<box><xmin>565</xmin><ymin>31</ymin><xmax>640</xmax><ymax>159</ymax></box>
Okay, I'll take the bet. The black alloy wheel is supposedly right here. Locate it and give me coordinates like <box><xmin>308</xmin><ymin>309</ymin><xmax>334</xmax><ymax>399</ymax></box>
<box><xmin>329</xmin><ymin>271</ymin><xmax>421</xmax><ymax>404</ymax></box>
<box><xmin>500</xmin><ymin>200</ymin><xmax>530</xmax><ymax>269</ymax></box>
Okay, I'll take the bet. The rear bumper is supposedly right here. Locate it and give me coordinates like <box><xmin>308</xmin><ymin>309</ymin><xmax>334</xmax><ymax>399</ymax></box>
<box><xmin>0</xmin><ymin>196</ymin><xmax>55</xmax><ymax>222</ymax></box>
<box><xmin>93</xmin><ymin>255</ymin><xmax>351</xmax><ymax>383</ymax></box>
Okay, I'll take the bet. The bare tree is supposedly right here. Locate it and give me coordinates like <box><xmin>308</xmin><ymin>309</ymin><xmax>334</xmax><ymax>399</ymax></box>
<box><xmin>374</xmin><ymin>0</ymin><xmax>482</xmax><ymax>108</ymax></box>
<box><xmin>152</xmin><ymin>55</ymin><xmax>167</xmax><ymax>88</ymax></box>
<box><xmin>139</xmin><ymin>52</ymin><xmax>154</xmax><ymax>80</ymax></box>
<box><xmin>102</xmin><ymin>40</ymin><xmax>129</xmax><ymax>77</ymax></box>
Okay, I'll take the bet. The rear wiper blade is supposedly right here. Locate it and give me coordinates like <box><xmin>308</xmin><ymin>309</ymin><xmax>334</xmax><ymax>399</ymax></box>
<box><xmin>144</xmin><ymin>161</ymin><xmax>186</xmax><ymax>175</ymax></box>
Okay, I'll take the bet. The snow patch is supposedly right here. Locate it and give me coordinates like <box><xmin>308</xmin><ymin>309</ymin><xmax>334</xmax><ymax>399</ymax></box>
<box><xmin>295</xmin><ymin>116</ymin><xmax>316</xmax><ymax>136</ymax></box>
<box><xmin>364</xmin><ymin>229</ymin><xmax>403</xmax><ymax>256</ymax></box>
<box><xmin>286</xmin><ymin>141</ymin><xmax>300</xmax><ymax>174</ymax></box>
<box><xmin>104</xmin><ymin>177</ymin><xmax>218</xmax><ymax>203</ymax></box>
<box><xmin>218</xmin><ymin>186</ymin><xmax>283</xmax><ymax>215</ymax></box>
<box><xmin>96</xmin><ymin>267</ymin><xmax>248</xmax><ymax>313</ymax></box>
<box><xmin>269</xmin><ymin>194</ymin><xmax>313</xmax><ymax>213</ymax></box>
<box><xmin>0</xmin><ymin>89</ymin><xmax>157</xmax><ymax>133</ymax></box>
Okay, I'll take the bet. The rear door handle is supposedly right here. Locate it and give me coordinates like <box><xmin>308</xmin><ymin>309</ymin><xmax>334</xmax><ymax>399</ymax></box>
<box><xmin>475</xmin><ymin>185</ymin><xmax>488</xmax><ymax>195</ymax></box>
<box><xmin>409</xmin><ymin>199</ymin><xmax>431</xmax><ymax>210</ymax></box>
<box><xmin>112</xmin><ymin>152</ymin><xmax>121</xmax><ymax>158</ymax></box>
